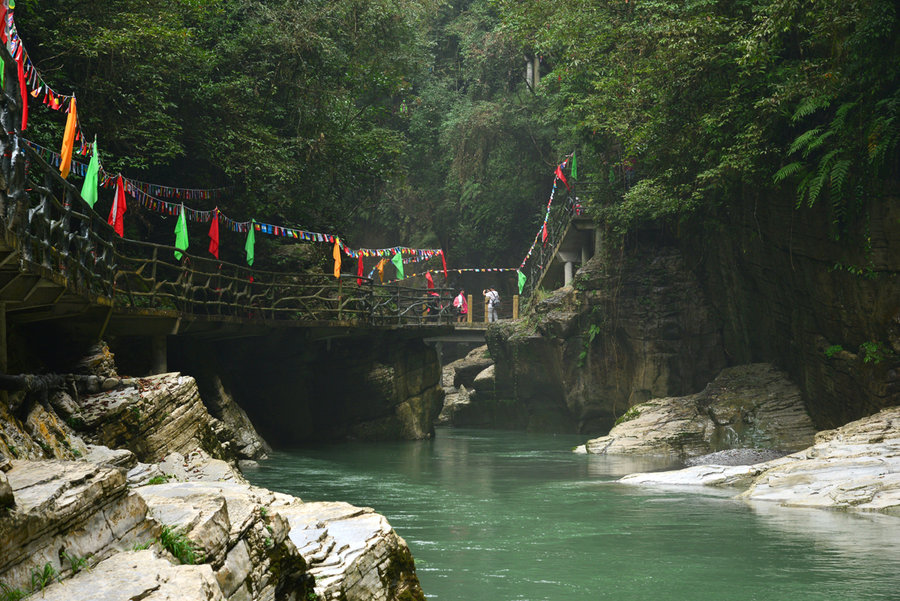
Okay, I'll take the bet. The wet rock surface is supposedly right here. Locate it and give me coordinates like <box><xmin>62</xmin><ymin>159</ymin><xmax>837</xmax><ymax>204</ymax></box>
<box><xmin>620</xmin><ymin>406</ymin><xmax>900</xmax><ymax>514</ymax></box>
<box><xmin>685</xmin><ymin>448</ymin><xmax>790</xmax><ymax>466</ymax></box>
<box><xmin>585</xmin><ymin>364</ymin><xmax>817</xmax><ymax>458</ymax></box>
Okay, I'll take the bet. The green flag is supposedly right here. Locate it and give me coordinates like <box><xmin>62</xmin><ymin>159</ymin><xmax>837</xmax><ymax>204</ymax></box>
<box><xmin>174</xmin><ymin>205</ymin><xmax>189</xmax><ymax>260</ymax></box>
<box><xmin>517</xmin><ymin>270</ymin><xmax>526</xmax><ymax>294</ymax></box>
<box><xmin>391</xmin><ymin>251</ymin><xmax>404</xmax><ymax>280</ymax></box>
<box><xmin>245</xmin><ymin>220</ymin><xmax>256</xmax><ymax>266</ymax></box>
<box><xmin>571</xmin><ymin>151</ymin><xmax>577</xmax><ymax>180</ymax></box>
<box><xmin>81</xmin><ymin>139</ymin><xmax>100</xmax><ymax>208</ymax></box>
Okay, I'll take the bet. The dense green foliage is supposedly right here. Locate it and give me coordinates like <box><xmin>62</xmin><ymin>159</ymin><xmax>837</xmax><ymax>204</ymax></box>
<box><xmin>13</xmin><ymin>0</ymin><xmax>899</xmax><ymax>269</ymax></box>
<box><xmin>495</xmin><ymin>0</ymin><xmax>899</xmax><ymax>236</ymax></box>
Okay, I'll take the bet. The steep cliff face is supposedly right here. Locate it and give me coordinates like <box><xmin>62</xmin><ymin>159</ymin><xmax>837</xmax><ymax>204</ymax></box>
<box><xmin>488</xmin><ymin>193</ymin><xmax>899</xmax><ymax>433</ymax></box>
<box><xmin>487</xmin><ymin>246</ymin><xmax>727</xmax><ymax>433</ymax></box>
<box><xmin>682</xmin><ymin>192</ymin><xmax>900</xmax><ymax>428</ymax></box>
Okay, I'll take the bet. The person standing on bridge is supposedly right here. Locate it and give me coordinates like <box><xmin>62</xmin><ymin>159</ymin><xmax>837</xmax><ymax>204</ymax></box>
<box><xmin>453</xmin><ymin>289</ymin><xmax>468</xmax><ymax>323</ymax></box>
<box><xmin>483</xmin><ymin>288</ymin><xmax>500</xmax><ymax>322</ymax></box>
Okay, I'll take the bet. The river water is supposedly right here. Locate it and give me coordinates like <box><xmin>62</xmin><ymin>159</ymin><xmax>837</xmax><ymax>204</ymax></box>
<box><xmin>245</xmin><ymin>428</ymin><xmax>900</xmax><ymax>601</ymax></box>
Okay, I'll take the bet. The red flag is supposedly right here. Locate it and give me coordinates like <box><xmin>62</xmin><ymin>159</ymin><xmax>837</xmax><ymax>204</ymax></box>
<box><xmin>15</xmin><ymin>46</ymin><xmax>27</xmax><ymax>131</ymax></box>
<box><xmin>542</xmin><ymin>222</ymin><xmax>548</xmax><ymax>246</ymax></box>
<box><xmin>208</xmin><ymin>209</ymin><xmax>220</xmax><ymax>258</ymax></box>
<box><xmin>555</xmin><ymin>164</ymin><xmax>570</xmax><ymax>191</ymax></box>
<box><xmin>0</xmin><ymin>6</ymin><xmax>7</xmax><ymax>44</ymax></box>
<box><xmin>356</xmin><ymin>254</ymin><xmax>364</xmax><ymax>286</ymax></box>
<box><xmin>425</xmin><ymin>272</ymin><xmax>435</xmax><ymax>289</ymax></box>
<box><xmin>440</xmin><ymin>249</ymin><xmax>448</xmax><ymax>279</ymax></box>
<box><xmin>108</xmin><ymin>175</ymin><xmax>127</xmax><ymax>237</ymax></box>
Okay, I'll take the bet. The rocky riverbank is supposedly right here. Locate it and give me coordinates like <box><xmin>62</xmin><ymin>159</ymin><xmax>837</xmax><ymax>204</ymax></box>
<box><xmin>618</xmin><ymin>406</ymin><xmax>900</xmax><ymax>514</ymax></box>
<box><xmin>579</xmin><ymin>363</ymin><xmax>817</xmax><ymax>458</ymax></box>
<box><xmin>0</xmin><ymin>345</ymin><xmax>425</xmax><ymax>601</ymax></box>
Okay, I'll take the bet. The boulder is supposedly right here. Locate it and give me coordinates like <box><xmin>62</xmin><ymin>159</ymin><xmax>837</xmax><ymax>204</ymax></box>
<box><xmin>472</xmin><ymin>365</ymin><xmax>495</xmax><ymax>395</ymax></box>
<box><xmin>436</xmin><ymin>385</ymin><xmax>471</xmax><ymax>425</ymax></box>
<box><xmin>0</xmin><ymin>460</ymin><xmax>156</xmax><ymax>592</ymax></box>
<box><xmin>157</xmin><ymin>450</ymin><xmax>246</xmax><ymax>484</ymax></box>
<box><xmin>619</xmin><ymin>406</ymin><xmax>900</xmax><ymax>514</ymax></box>
<box><xmin>0</xmin><ymin>470</ymin><xmax>12</xmax><ymax>509</ymax></box>
<box><xmin>446</xmin><ymin>345</ymin><xmax>493</xmax><ymax>389</ymax></box>
<box><xmin>585</xmin><ymin>364</ymin><xmax>817</xmax><ymax>458</ymax></box>
<box><xmin>36</xmin><ymin>550</ymin><xmax>225</xmax><ymax>601</ymax></box>
<box><xmin>135</xmin><ymin>481</ymin><xmax>424</xmax><ymax>601</ymax></box>
<box><xmin>741</xmin><ymin>406</ymin><xmax>900</xmax><ymax>512</ymax></box>
<box><xmin>274</xmin><ymin>500</ymin><xmax>425</xmax><ymax>601</ymax></box>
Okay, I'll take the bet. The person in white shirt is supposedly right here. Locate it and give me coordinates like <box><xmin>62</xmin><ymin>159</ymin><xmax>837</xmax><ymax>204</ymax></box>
<box><xmin>483</xmin><ymin>288</ymin><xmax>500</xmax><ymax>322</ymax></box>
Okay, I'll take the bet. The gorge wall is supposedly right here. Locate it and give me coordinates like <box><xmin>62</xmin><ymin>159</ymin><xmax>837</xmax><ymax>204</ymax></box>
<box><xmin>682</xmin><ymin>190</ymin><xmax>900</xmax><ymax>429</ymax></box>
<box><xmin>487</xmin><ymin>192</ymin><xmax>900</xmax><ymax>433</ymax></box>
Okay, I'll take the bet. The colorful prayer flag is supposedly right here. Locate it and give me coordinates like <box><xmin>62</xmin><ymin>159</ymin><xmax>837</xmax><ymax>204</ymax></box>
<box><xmin>59</xmin><ymin>96</ymin><xmax>77</xmax><ymax>178</ymax></box>
<box><xmin>245</xmin><ymin>219</ymin><xmax>255</xmax><ymax>266</ymax></box>
<box><xmin>174</xmin><ymin>204</ymin><xmax>188</xmax><ymax>260</ymax></box>
<box><xmin>518</xmin><ymin>270</ymin><xmax>526</xmax><ymax>294</ymax></box>
<box><xmin>108</xmin><ymin>175</ymin><xmax>126</xmax><ymax>237</ymax></box>
<box><xmin>571</xmin><ymin>151</ymin><xmax>577</xmax><ymax>180</ymax></box>
<box><xmin>333</xmin><ymin>238</ymin><xmax>342</xmax><ymax>278</ymax></box>
<box><xmin>208</xmin><ymin>208</ymin><xmax>220</xmax><ymax>258</ymax></box>
<box><xmin>81</xmin><ymin>138</ymin><xmax>99</xmax><ymax>208</ymax></box>
<box><xmin>391</xmin><ymin>252</ymin><xmax>404</xmax><ymax>280</ymax></box>
<box><xmin>555</xmin><ymin>164</ymin><xmax>570</xmax><ymax>191</ymax></box>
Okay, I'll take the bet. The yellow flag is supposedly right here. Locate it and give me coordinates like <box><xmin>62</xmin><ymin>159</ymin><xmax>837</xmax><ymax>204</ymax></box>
<box><xmin>333</xmin><ymin>238</ymin><xmax>342</xmax><ymax>278</ymax></box>
<box><xmin>59</xmin><ymin>97</ymin><xmax>77</xmax><ymax>179</ymax></box>
<box><xmin>376</xmin><ymin>258</ymin><xmax>387</xmax><ymax>283</ymax></box>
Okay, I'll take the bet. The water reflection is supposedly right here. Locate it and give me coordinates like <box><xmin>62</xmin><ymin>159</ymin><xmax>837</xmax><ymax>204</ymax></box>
<box><xmin>247</xmin><ymin>428</ymin><xmax>900</xmax><ymax>601</ymax></box>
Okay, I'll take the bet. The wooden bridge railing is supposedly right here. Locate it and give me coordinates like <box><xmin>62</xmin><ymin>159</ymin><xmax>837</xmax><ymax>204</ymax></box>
<box><xmin>0</xmin><ymin>42</ymin><xmax>474</xmax><ymax>329</ymax></box>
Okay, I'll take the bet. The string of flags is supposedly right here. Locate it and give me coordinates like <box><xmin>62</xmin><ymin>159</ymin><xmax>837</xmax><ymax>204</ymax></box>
<box><xmin>386</xmin><ymin>154</ymin><xmax>575</xmax><ymax>294</ymax></box>
<box><xmin>26</xmin><ymin>133</ymin><xmax>449</xmax><ymax>269</ymax></box>
<box><xmin>8</xmin><ymin>3</ymin><xmax>579</xmax><ymax>291</ymax></box>
<box><xmin>518</xmin><ymin>156</ymin><xmax>572</xmax><ymax>270</ymax></box>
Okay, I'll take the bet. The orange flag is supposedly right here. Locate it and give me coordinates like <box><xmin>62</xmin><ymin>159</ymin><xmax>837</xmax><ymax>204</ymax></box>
<box><xmin>333</xmin><ymin>238</ymin><xmax>342</xmax><ymax>278</ymax></box>
<box><xmin>59</xmin><ymin>97</ymin><xmax>78</xmax><ymax>179</ymax></box>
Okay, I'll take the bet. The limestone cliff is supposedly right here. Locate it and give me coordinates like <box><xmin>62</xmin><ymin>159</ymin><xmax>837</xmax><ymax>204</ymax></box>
<box><xmin>0</xmin><ymin>367</ymin><xmax>426</xmax><ymax>600</ymax></box>
<box><xmin>487</xmin><ymin>192</ymin><xmax>899</xmax><ymax>433</ymax></box>
<box><xmin>487</xmin><ymin>247</ymin><xmax>726</xmax><ymax>433</ymax></box>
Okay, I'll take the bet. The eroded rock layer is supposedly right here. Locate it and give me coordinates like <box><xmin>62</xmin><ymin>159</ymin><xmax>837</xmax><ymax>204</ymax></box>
<box><xmin>584</xmin><ymin>364</ymin><xmax>817</xmax><ymax>458</ymax></box>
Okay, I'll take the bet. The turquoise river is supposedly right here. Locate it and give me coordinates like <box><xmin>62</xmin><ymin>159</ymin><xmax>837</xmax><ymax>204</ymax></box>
<box><xmin>245</xmin><ymin>428</ymin><xmax>900</xmax><ymax>601</ymax></box>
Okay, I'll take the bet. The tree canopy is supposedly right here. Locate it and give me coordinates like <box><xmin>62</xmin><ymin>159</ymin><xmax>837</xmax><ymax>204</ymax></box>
<box><xmin>12</xmin><ymin>0</ymin><xmax>899</xmax><ymax>269</ymax></box>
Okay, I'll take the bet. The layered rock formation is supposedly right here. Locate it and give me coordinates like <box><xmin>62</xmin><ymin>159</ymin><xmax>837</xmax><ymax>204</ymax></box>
<box><xmin>487</xmin><ymin>248</ymin><xmax>727</xmax><ymax>433</ymax></box>
<box><xmin>437</xmin><ymin>345</ymin><xmax>495</xmax><ymax>426</ymax></box>
<box><xmin>486</xmin><ymin>192</ymin><xmax>899</xmax><ymax>434</ymax></box>
<box><xmin>0</xmin><ymin>367</ymin><xmax>426</xmax><ymax>600</ymax></box>
<box><xmin>583</xmin><ymin>364</ymin><xmax>817</xmax><ymax>457</ymax></box>
<box><xmin>619</xmin><ymin>406</ymin><xmax>900</xmax><ymax>514</ymax></box>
